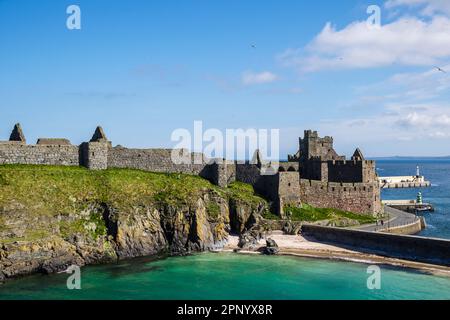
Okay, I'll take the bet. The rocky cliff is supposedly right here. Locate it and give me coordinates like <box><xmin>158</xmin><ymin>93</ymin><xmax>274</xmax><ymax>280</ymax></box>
<box><xmin>0</xmin><ymin>165</ymin><xmax>268</xmax><ymax>281</ymax></box>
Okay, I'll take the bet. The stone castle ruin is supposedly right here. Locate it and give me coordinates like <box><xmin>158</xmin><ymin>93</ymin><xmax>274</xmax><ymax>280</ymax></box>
<box><xmin>0</xmin><ymin>124</ymin><xmax>381</xmax><ymax>217</ymax></box>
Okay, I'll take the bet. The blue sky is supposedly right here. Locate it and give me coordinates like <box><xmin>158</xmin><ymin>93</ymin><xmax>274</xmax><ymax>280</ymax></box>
<box><xmin>1</xmin><ymin>0</ymin><xmax>450</xmax><ymax>157</ymax></box>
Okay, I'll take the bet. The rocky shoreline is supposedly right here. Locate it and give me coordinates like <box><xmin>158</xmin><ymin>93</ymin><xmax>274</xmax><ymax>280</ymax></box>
<box><xmin>3</xmin><ymin>214</ymin><xmax>450</xmax><ymax>283</ymax></box>
<box><xmin>3</xmin><ymin>166</ymin><xmax>443</xmax><ymax>284</ymax></box>
<box><xmin>223</xmin><ymin>233</ymin><xmax>450</xmax><ymax>278</ymax></box>
<box><xmin>0</xmin><ymin>191</ymin><xmax>268</xmax><ymax>283</ymax></box>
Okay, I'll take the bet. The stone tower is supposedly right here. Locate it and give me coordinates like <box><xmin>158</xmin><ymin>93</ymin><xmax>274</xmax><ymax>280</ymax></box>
<box><xmin>299</xmin><ymin>130</ymin><xmax>342</xmax><ymax>161</ymax></box>
<box><xmin>80</xmin><ymin>126</ymin><xmax>110</xmax><ymax>170</ymax></box>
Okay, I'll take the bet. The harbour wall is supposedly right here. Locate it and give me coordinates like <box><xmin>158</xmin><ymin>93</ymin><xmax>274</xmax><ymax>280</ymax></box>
<box><xmin>378</xmin><ymin>217</ymin><xmax>424</xmax><ymax>235</ymax></box>
<box><xmin>301</xmin><ymin>224</ymin><xmax>450</xmax><ymax>266</ymax></box>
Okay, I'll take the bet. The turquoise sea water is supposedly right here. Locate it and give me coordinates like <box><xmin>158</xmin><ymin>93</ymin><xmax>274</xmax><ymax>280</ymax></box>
<box><xmin>0</xmin><ymin>253</ymin><xmax>449</xmax><ymax>300</ymax></box>
<box><xmin>378</xmin><ymin>160</ymin><xmax>450</xmax><ymax>239</ymax></box>
<box><xmin>1</xmin><ymin>160</ymin><xmax>449</xmax><ymax>300</ymax></box>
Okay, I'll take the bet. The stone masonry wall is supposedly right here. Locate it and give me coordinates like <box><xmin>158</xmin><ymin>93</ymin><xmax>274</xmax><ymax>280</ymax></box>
<box><xmin>327</xmin><ymin>160</ymin><xmax>363</xmax><ymax>183</ymax></box>
<box><xmin>301</xmin><ymin>224</ymin><xmax>450</xmax><ymax>266</ymax></box>
<box><xmin>278</xmin><ymin>172</ymin><xmax>301</xmax><ymax>207</ymax></box>
<box><xmin>0</xmin><ymin>143</ymin><xmax>79</xmax><ymax>166</ymax></box>
<box><xmin>235</xmin><ymin>163</ymin><xmax>262</xmax><ymax>186</ymax></box>
<box><xmin>301</xmin><ymin>159</ymin><xmax>325</xmax><ymax>181</ymax></box>
<box><xmin>80</xmin><ymin>142</ymin><xmax>110</xmax><ymax>170</ymax></box>
<box><xmin>0</xmin><ymin>125</ymin><xmax>382</xmax><ymax>218</ymax></box>
<box><xmin>327</xmin><ymin>160</ymin><xmax>377</xmax><ymax>183</ymax></box>
<box><xmin>361</xmin><ymin>160</ymin><xmax>377</xmax><ymax>183</ymax></box>
<box><xmin>278</xmin><ymin>162</ymin><xmax>299</xmax><ymax>172</ymax></box>
<box><xmin>299</xmin><ymin>179</ymin><xmax>382</xmax><ymax>215</ymax></box>
<box><xmin>107</xmin><ymin>147</ymin><xmax>209</xmax><ymax>174</ymax></box>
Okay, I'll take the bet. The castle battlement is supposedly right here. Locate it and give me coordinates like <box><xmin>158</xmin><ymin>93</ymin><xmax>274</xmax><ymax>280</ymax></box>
<box><xmin>302</xmin><ymin>179</ymin><xmax>376</xmax><ymax>189</ymax></box>
<box><xmin>0</xmin><ymin>124</ymin><xmax>381</xmax><ymax>216</ymax></box>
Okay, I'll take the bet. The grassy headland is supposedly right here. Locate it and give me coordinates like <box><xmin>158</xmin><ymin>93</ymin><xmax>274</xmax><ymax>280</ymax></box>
<box><xmin>0</xmin><ymin>164</ymin><xmax>267</xmax><ymax>244</ymax></box>
<box><xmin>0</xmin><ymin>164</ymin><xmax>375</xmax><ymax>244</ymax></box>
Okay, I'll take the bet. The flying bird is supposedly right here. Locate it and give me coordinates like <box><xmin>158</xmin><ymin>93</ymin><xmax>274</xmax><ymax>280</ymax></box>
<box><xmin>251</xmin><ymin>44</ymin><xmax>256</xmax><ymax>49</ymax></box>
<box><xmin>434</xmin><ymin>66</ymin><xmax>446</xmax><ymax>73</ymax></box>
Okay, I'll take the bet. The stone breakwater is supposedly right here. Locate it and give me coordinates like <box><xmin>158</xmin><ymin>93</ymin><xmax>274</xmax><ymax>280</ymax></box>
<box><xmin>301</xmin><ymin>225</ymin><xmax>450</xmax><ymax>266</ymax></box>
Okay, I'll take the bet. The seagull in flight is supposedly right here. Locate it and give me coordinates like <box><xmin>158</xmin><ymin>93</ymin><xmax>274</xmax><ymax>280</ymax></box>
<box><xmin>434</xmin><ymin>66</ymin><xmax>446</xmax><ymax>73</ymax></box>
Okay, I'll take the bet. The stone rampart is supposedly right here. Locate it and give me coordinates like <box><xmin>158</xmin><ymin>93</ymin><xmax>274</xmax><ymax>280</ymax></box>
<box><xmin>299</xmin><ymin>179</ymin><xmax>381</xmax><ymax>215</ymax></box>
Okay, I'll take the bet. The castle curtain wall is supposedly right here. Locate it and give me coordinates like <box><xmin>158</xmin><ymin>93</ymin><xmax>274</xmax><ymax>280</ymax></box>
<box><xmin>107</xmin><ymin>147</ymin><xmax>209</xmax><ymax>175</ymax></box>
<box><xmin>0</xmin><ymin>125</ymin><xmax>383</xmax><ymax>216</ymax></box>
<box><xmin>327</xmin><ymin>161</ymin><xmax>364</xmax><ymax>183</ymax></box>
<box><xmin>0</xmin><ymin>143</ymin><xmax>79</xmax><ymax>166</ymax></box>
<box><xmin>299</xmin><ymin>179</ymin><xmax>382</xmax><ymax>215</ymax></box>
<box><xmin>326</xmin><ymin>160</ymin><xmax>377</xmax><ymax>183</ymax></box>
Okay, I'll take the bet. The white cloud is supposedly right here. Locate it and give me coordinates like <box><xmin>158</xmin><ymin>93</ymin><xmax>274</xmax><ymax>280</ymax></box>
<box><xmin>396</xmin><ymin>110</ymin><xmax>450</xmax><ymax>127</ymax></box>
<box><xmin>428</xmin><ymin>131</ymin><xmax>450</xmax><ymax>138</ymax></box>
<box><xmin>385</xmin><ymin>0</ymin><xmax>450</xmax><ymax>16</ymax></box>
<box><xmin>275</xmin><ymin>0</ymin><xmax>450</xmax><ymax>155</ymax></box>
<box><xmin>241</xmin><ymin>71</ymin><xmax>278</xmax><ymax>85</ymax></box>
<box><xmin>279</xmin><ymin>14</ymin><xmax>450</xmax><ymax>72</ymax></box>
<box><xmin>352</xmin><ymin>64</ymin><xmax>450</xmax><ymax>105</ymax></box>
<box><xmin>301</xmin><ymin>100</ymin><xmax>450</xmax><ymax>155</ymax></box>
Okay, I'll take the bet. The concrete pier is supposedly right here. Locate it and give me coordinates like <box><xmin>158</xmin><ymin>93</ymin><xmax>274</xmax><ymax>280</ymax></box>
<box><xmin>357</xmin><ymin>205</ymin><xmax>425</xmax><ymax>235</ymax></box>
<box><xmin>382</xmin><ymin>200</ymin><xmax>434</xmax><ymax>213</ymax></box>
<box><xmin>378</xmin><ymin>175</ymin><xmax>431</xmax><ymax>188</ymax></box>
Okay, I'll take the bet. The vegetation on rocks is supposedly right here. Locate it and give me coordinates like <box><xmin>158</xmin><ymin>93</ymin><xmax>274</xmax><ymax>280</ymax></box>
<box><xmin>284</xmin><ymin>204</ymin><xmax>376</xmax><ymax>225</ymax></box>
<box><xmin>0</xmin><ymin>165</ymin><xmax>266</xmax><ymax>242</ymax></box>
<box><xmin>0</xmin><ymin>165</ymin><xmax>269</xmax><ymax>280</ymax></box>
<box><xmin>0</xmin><ymin>164</ymin><xmax>377</xmax><ymax>281</ymax></box>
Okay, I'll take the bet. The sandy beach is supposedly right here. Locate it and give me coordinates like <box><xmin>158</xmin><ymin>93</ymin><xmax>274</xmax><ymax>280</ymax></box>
<box><xmin>222</xmin><ymin>231</ymin><xmax>450</xmax><ymax>277</ymax></box>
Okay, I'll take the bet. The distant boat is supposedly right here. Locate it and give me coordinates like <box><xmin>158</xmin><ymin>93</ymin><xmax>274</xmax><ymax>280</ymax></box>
<box><xmin>415</xmin><ymin>205</ymin><xmax>434</xmax><ymax>213</ymax></box>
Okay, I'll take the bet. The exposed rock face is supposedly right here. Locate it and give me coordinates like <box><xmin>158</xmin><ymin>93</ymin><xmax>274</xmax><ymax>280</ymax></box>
<box><xmin>0</xmin><ymin>191</ymin><xmax>265</xmax><ymax>282</ymax></box>
<box><xmin>229</xmin><ymin>199</ymin><xmax>264</xmax><ymax>234</ymax></box>
<box><xmin>1</xmin><ymin>239</ymin><xmax>86</xmax><ymax>278</ymax></box>
<box><xmin>282</xmin><ymin>221</ymin><xmax>302</xmax><ymax>235</ymax></box>
<box><xmin>263</xmin><ymin>238</ymin><xmax>279</xmax><ymax>255</ymax></box>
